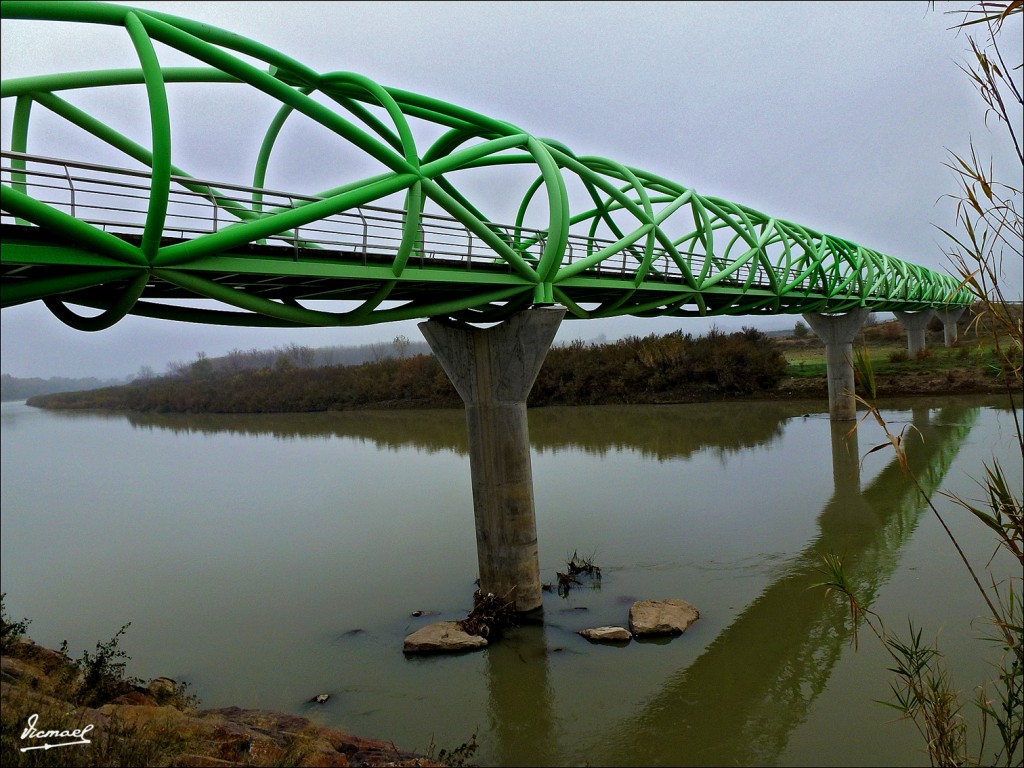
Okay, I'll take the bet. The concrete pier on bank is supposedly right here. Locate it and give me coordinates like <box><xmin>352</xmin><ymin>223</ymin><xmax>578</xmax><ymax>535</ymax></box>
<box><xmin>935</xmin><ymin>307</ymin><xmax>966</xmax><ymax>347</ymax></box>
<box><xmin>803</xmin><ymin>308</ymin><xmax>871</xmax><ymax>421</ymax></box>
<box><xmin>893</xmin><ymin>309</ymin><xmax>933</xmax><ymax>357</ymax></box>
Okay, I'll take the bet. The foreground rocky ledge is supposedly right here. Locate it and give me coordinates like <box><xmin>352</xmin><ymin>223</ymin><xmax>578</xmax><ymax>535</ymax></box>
<box><xmin>1</xmin><ymin>639</ymin><xmax>434</xmax><ymax>767</ymax></box>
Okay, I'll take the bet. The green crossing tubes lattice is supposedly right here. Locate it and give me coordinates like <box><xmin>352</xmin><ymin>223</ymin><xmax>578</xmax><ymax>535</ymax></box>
<box><xmin>0</xmin><ymin>1</ymin><xmax>974</xmax><ymax>332</ymax></box>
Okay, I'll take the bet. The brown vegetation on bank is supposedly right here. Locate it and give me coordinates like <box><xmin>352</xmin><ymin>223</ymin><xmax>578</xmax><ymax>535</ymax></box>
<box><xmin>1</xmin><ymin>634</ymin><xmax>435</xmax><ymax>768</ymax></box>
<box><xmin>26</xmin><ymin>328</ymin><xmax>791</xmax><ymax>414</ymax></box>
<box><xmin>26</xmin><ymin>318</ymin><xmax>1015</xmax><ymax>415</ymax></box>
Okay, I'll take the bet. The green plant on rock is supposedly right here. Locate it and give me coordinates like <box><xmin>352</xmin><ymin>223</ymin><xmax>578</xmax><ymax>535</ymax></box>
<box><xmin>148</xmin><ymin>678</ymin><xmax>201</xmax><ymax>713</ymax></box>
<box><xmin>425</xmin><ymin>729</ymin><xmax>480</xmax><ymax>768</ymax></box>
<box><xmin>59</xmin><ymin>623</ymin><xmax>141</xmax><ymax>708</ymax></box>
<box><xmin>0</xmin><ymin>593</ymin><xmax>31</xmax><ymax>653</ymax></box>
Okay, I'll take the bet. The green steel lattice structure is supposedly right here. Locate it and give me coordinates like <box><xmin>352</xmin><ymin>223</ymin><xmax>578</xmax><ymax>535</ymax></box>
<box><xmin>0</xmin><ymin>1</ymin><xmax>973</xmax><ymax>332</ymax></box>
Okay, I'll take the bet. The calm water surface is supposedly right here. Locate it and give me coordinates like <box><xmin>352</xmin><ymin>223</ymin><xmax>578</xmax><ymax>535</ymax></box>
<box><xmin>1</xmin><ymin>396</ymin><xmax>1019</xmax><ymax>766</ymax></box>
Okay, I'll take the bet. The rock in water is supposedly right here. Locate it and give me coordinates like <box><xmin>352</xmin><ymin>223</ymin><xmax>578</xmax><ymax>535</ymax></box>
<box><xmin>629</xmin><ymin>599</ymin><xmax>700</xmax><ymax>637</ymax></box>
<box><xmin>578</xmin><ymin>626</ymin><xmax>632</xmax><ymax>642</ymax></box>
<box><xmin>402</xmin><ymin>621</ymin><xmax>488</xmax><ymax>654</ymax></box>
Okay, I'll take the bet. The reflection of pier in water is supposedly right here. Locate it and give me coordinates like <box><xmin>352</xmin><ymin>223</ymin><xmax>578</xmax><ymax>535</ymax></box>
<box><xmin>586</xmin><ymin>405</ymin><xmax>977</xmax><ymax>766</ymax></box>
<box><xmin>473</xmin><ymin>405</ymin><xmax>978</xmax><ymax>766</ymax></box>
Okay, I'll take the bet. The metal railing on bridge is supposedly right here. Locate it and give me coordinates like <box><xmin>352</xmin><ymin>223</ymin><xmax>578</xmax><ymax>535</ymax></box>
<box><xmin>1</xmin><ymin>151</ymin><xmax>772</xmax><ymax>290</ymax></box>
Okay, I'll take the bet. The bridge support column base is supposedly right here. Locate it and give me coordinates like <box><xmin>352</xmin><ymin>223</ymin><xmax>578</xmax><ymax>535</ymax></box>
<box><xmin>803</xmin><ymin>308</ymin><xmax>870</xmax><ymax>421</ymax></box>
<box><xmin>936</xmin><ymin>307</ymin><xmax>966</xmax><ymax>347</ymax></box>
<box><xmin>894</xmin><ymin>309</ymin><xmax>934</xmax><ymax>357</ymax></box>
<box><xmin>418</xmin><ymin>305</ymin><xmax>566</xmax><ymax>612</ymax></box>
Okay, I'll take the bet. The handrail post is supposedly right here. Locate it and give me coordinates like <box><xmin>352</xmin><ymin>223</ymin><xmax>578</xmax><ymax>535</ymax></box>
<box><xmin>288</xmin><ymin>196</ymin><xmax>299</xmax><ymax>261</ymax></box>
<box><xmin>357</xmin><ymin>208</ymin><xmax>368</xmax><ymax>265</ymax></box>
<box><xmin>63</xmin><ymin>162</ymin><xmax>76</xmax><ymax>218</ymax></box>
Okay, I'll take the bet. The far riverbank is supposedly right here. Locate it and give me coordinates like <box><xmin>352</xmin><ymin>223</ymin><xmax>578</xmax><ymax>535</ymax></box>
<box><xmin>23</xmin><ymin>322</ymin><xmax>1017</xmax><ymax>414</ymax></box>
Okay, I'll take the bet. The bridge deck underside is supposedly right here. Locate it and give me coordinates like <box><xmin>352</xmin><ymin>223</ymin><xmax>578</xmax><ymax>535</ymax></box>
<box><xmin>1</xmin><ymin>225</ymin><xmax>914</xmax><ymax>320</ymax></box>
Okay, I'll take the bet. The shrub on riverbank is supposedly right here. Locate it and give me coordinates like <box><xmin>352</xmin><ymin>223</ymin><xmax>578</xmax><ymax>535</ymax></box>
<box><xmin>532</xmin><ymin>327</ymin><xmax>787</xmax><ymax>405</ymax></box>
<box><xmin>27</xmin><ymin>327</ymin><xmax>789</xmax><ymax>414</ymax></box>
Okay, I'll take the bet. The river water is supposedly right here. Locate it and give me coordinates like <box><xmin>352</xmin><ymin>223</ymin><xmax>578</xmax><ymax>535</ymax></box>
<box><xmin>1</xmin><ymin>395</ymin><xmax>1019</xmax><ymax>766</ymax></box>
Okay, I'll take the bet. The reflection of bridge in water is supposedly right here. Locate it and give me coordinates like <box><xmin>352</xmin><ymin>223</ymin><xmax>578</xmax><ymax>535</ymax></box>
<box><xmin>96</xmin><ymin>398</ymin><xmax>986</xmax><ymax>764</ymax></box>
<box><xmin>480</xmin><ymin>404</ymin><xmax>979</xmax><ymax>766</ymax></box>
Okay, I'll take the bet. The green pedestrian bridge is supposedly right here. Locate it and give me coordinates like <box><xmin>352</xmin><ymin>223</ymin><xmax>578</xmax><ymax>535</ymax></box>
<box><xmin>0</xmin><ymin>1</ymin><xmax>975</xmax><ymax>611</ymax></box>
<box><xmin>1</xmin><ymin>1</ymin><xmax>971</xmax><ymax>331</ymax></box>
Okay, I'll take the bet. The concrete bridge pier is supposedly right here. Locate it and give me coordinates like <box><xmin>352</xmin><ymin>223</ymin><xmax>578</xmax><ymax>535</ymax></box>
<box><xmin>893</xmin><ymin>309</ymin><xmax>934</xmax><ymax>357</ymax></box>
<box><xmin>935</xmin><ymin>307</ymin><xmax>966</xmax><ymax>347</ymax></box>
<box><xmin>418</xmin><ymin>305</ymin><xmax>566</xmax><ymax>612</ymax></box>
<box><xmin>803</xmin><ymin>308</ymin><xmax>871</xmax><ymax>421</ymax></box>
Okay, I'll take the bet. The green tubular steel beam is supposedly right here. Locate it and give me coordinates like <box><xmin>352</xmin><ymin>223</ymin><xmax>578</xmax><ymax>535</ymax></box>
<box><xmin>124</xmin><ymin>10</ymin><xmax>170</xmax><ymax>261</ymax></box>
<box><xmin>0</xmin><ymin>1</ymin><xmax>973</xmax><ymax>333</ymax></box>
<box><xmin>43</xmin><ymin>271</ymin><xmax>148</xmax><ymax>331</ymax></box>
<box><xmin>1</xmin><ymin>267</ymin><xmax>141</xmax><ymax>306</ymax></box>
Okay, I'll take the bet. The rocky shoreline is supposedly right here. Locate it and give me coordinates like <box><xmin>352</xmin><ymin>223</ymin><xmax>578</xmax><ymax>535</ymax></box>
<box><xmin>1</xmin><ymin>638</ymin><xmax>435</xmax><ymax>767</ymax></box>
<box><xmin>3</xmin><ymin>597</ymin><xmax>707</xmax><ymax>765</ymax></box>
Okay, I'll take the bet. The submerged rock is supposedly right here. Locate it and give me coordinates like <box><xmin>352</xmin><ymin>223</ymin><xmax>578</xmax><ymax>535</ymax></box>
<box><xmin>578</xmin><ymin>626</ymin><xmax>632</xmax><ymax>643</ymax></box>
<box><xmin>629</xmin><ymin>599</ymin><xmax>700</xmax><ymax>637</ymax></box>
<box><xmin>402</xmin><ymin>621</ymin><xmax>488</xmax><ymax>654</ymax></box>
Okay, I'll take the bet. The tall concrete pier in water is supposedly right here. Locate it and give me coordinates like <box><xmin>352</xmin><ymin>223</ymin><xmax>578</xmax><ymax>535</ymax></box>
<box><xmin>421</xmin><ymin>306</ymin><xmax>565</xmax><ymax>611</ymax></box>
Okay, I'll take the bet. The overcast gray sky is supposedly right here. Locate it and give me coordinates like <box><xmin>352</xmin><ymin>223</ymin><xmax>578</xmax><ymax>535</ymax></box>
<box><xmin>1</xmin><ymin>1</ymin><xmax>1020</xmax><ymax>379</ymax></box>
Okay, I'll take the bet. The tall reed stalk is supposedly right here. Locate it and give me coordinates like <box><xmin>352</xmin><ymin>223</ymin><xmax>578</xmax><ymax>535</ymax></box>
<box><xmin>817</xmin><ymin>4</ymin><xmax>1022</xmax><ymax>766</ymax></box>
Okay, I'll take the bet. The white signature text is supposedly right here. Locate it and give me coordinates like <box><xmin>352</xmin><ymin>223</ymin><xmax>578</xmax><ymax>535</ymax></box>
<box><xmin>19</xmin><ymin>713</ymin><xmax>94</xmax><ymax>752</ymax></box>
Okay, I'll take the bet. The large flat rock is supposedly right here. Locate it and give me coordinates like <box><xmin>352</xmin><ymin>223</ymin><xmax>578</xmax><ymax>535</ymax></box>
<box><xmin>402</xmin><ymin>621</ymin><xmax>488</xmax><ymax>654</ymax></box>
<box><xmin>628</xmin><ymin>599</ymin><xmax>700</xmax><ymax>637</ymax></box>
